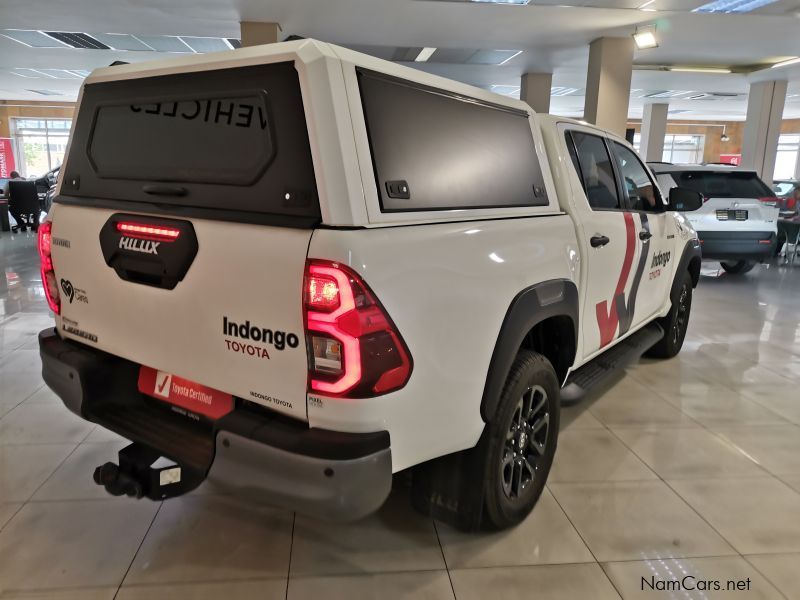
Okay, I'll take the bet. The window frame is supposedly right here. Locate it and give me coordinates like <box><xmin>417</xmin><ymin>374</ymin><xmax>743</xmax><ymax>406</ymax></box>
<box><xmin>607</xmin><ymin>140</ymin><xmax>666</xmax><ymax>214</ymax></box>
<box><xmin>564</xmin><ymin>129</ymin><xmax>627</xmax><ymax>213</ymax></box>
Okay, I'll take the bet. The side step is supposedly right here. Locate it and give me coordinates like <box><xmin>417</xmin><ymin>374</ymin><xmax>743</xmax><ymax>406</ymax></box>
<box><xmin>561</xmin><ymin>322</ymin><xmax>664</xmax><ymax>404</ymax></box>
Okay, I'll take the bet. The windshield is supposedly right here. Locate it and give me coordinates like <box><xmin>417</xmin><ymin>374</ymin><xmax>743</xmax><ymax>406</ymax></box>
<box><xmin>670</xmin><ymin>171</ymin><xmax>775</xmax><ymax>199</ymax></box>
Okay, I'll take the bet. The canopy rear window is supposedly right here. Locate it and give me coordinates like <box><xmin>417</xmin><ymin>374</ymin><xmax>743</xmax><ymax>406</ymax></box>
<box><xmin>670</xmin><ymin>170</ymin><xmax>774</xmax><ymax>199</ymax></box>
<box><xmin>61</xmin><ymin>62</ymin><xmax>320</xmax><ymax>227</ymax></box>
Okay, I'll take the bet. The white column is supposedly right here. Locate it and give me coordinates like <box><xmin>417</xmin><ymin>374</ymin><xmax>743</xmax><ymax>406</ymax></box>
<box><xmin>741</xmin><ymin>80</ymin><xmax>787</xmax><ymax>184</ymax></box>
<box><xmin>520</xmin><ymin>72</ymin><xmax>552</xmax><ymax>114</ymax></box>
<box><xmin>240</xmin><ymin>21</ymin><xmax>281</xmax><ymax>47</ymax></box>
<box><xmin>583</xmin><ymin>37</ymin><xmax>634</xmax><ymax>138</ymax></box>
<box><xmin>639</xmin><ymin>103</ymin><xmax>669</xmax><ymax>162</ymax></box>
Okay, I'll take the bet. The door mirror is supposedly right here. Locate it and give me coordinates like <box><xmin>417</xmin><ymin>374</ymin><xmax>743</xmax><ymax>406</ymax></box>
<box><xmin>668</xmin><ymin>187</ymin><xmax>703</xmax><ymax>212</ymax></box>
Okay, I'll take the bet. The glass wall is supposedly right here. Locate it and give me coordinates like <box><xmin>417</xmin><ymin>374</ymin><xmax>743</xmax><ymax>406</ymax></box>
<box><xmin>11</xmin><ymin>118</ymin><xmax>72</xmax><ymax>178</ymax></box>
<box><xmin>774</xmin><ymin>134</ymin><xmax>800</xmax><ymax>180</ymax></box>
<box><xmin>633</xmin><ymin>133</ymin><xmax>705</xmax><ymax>164</ymax></box>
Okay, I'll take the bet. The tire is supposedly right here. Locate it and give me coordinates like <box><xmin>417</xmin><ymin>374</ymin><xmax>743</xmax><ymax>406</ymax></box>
<box><xmin>646</xmin><ymin>270</ymin><xmax>693</xmax><ymax>359</ymax></box>
<box><xmin>481</xmin><ymin>351</ymin><xmax>560</xmax><ymax>530</ymax></box>
<box><xmin>720</xmin><ymin>260</ymin><xmax>755</xmax><ymax>274</ymax></box>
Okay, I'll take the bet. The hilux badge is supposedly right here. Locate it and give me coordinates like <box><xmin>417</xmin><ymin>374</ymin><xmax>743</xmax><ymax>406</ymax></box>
<box><xmin>119</xmin><ymin>237</ymin><xmax>160</xmax><ymax>255</ymax></box>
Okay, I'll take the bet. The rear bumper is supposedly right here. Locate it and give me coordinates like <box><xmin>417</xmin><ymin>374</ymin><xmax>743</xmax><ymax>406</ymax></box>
<box><xmin>39</xmin><ymin>327</ymin><xmax>392</xmax><ymax>521</ymax></box>
<box><xmin>697</xmin><ymin>230</ymin><xmax>776</xmax><ymax>261</ymax></box>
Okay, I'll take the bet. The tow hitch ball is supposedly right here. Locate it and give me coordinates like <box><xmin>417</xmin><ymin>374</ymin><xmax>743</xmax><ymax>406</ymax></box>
<box><xmin>93</xmin><ymin>442</ymin><xmax>186</xmax><ymax>501</ymax></box>
<box><xmin>93</xmin><ymin>462</ymin><xmax>144</xmax><ymax>498</ymax></box>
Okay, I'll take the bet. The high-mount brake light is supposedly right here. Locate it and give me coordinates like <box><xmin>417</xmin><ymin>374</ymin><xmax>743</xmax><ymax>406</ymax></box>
<box><xmin>304</xmin><ymin>260</ymin><xmax>412</xmax><ymax>398</ymax></box>
<box><xmin>116</xmin><ymin>222</ymin><xmax>181</xmax><ymax>242</ymax></box>
<box><xmin>37</xmin><ymin>221</ymin><xmax>60</xmax><ymax>314</ymax></box>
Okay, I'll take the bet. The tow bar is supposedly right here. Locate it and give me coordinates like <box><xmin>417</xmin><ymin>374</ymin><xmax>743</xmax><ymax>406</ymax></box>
<box><xmin>94</xmin><ymin>443</ymin><xmax>203</xmax><ymax>500</ymax></box>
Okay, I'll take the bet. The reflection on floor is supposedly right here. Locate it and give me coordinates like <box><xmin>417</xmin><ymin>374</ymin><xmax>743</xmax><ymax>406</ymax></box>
<box><xmin>1</xmin><ymin>229</ymin><xmax>800</xmax><ymax>599</ymax></box>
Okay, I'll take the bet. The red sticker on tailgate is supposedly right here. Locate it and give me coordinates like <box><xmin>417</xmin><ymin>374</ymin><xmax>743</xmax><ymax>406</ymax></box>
<box><xmin>137</xmin><ymin>366</ymin><xmax>233</xmax><ymax>420</ymax></box>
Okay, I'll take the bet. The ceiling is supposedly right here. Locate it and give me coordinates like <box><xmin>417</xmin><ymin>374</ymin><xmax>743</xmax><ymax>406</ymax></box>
<box><xmin>1</xmin><ymin>0</ymin><xmax>800</xmax><ymax>120</ymax></box>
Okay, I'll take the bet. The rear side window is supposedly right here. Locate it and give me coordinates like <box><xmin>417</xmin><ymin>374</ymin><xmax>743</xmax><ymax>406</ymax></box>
<box><xmin>61</xmin><ymin>62</ymin><xmax>320</xmax><ymax>227</ymax></box>
<box><xmin>611</xmin><ymin>142</ymin><xmax>661</xmax><ymax>212</ymax></box>
<box><xmin>566</xmin><ymin>131</ymin><xmax>621</xmax><ymax>210</ymax></box>
<box><xmin>670</xmin><ymin>171</ymin><xmax>775</xmax><ymax>199</ymax></box>
<box><xmin>357</xmin><ymin>69</ymin><xmax>548</xmax><ymax>212</ymax></box>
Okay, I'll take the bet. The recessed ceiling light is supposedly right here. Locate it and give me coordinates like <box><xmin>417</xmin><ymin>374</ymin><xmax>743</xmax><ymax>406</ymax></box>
<box><xmin>414</xmin><ymin>47</ymin><xmax>437</xmax><ymax>62</ymax></box>
<box><xmin>771</xmin><ymin>57</ymin><xmax>800</xmax><ymax>69</ymax></box>
<box><xmin>669</xmin><ymin>67</ymin><xmax>732</xmax><ymax>73</ymax></box>
<box><xmin>633</xmin><ymin>25</ymin><xmax>658</xmax><ymax>50</ymax></box>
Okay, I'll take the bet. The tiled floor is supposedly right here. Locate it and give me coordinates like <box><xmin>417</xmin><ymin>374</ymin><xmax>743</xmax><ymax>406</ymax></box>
<box><xmin>2</xmin><ymin>229</ymin><xmax>800</xmax><ymax>599</ymax></box>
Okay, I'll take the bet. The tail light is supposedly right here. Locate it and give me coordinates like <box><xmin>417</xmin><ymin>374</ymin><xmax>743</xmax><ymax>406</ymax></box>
<box><xmin>757</xmin><ymin>197</ymin><xmax>777</xmax><ymax>207</ymax></box>
<box><xmin>786</xmin><ymin>197</ymin><xmax>797</xmax><ymax>210</ymax></box>
<box><xmin>37</xmin><ymin>221</ymin><xmax>60</xmax><ymax>314</ymax></box>
<box><xmin>304</xmin><ymin>260</ymin><xmax>412</xmax><ymax>398</ymax></box>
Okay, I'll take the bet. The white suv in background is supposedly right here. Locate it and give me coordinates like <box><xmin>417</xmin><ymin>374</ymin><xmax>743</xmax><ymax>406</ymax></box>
<box><xmin>649</xmin><ymin>164</ymin><xmax>779</xmax><ymax>274</ymax></box>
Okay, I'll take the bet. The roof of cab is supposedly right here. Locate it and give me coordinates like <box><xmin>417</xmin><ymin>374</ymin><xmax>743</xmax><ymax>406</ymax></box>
<box><xmin>83</xmin><ymin>38</ymin><xmax>533</xmax><ymax>117</ymax></box>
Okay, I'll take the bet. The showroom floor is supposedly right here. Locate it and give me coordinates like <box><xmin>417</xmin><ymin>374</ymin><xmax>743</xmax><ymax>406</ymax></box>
<box><xmin>1</xmin><ymin>230</ymin><xmax>799</xmax><ymax>599</ymax></box>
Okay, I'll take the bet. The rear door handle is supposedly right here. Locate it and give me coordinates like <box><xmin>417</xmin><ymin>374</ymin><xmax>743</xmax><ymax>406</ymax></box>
<box><xmin>639</xmin><ymin>231</ymin><xmax>652</xmax><ymax>241</ymax></box>
<box><xmin>590</xmin><ymin>235</ymin><xmax>610</xmax><ymax>248</ymax></box>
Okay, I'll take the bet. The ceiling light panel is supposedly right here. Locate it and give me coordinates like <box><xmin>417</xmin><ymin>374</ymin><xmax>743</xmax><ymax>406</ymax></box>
<box><xmin>490</xmin><ymin>84</ymin><xmax>521</xmax><ymax>96</ymax></box>
<box><xmin>45</xmin><ymin>32</ymin><xmax>110</xmax><ymax>49</ymax></box>
<box><xmin>644</xmin><ymin>90</ymin><xmax>692</xmax><ymax>98</ymax></box>
<box><xmin>551</xmin><ymin>86</ymin><xmax>581</xmax><ymax>96</ymax></box>
<box><xmin>135</xmin><ymin>35</ymin><xmax>193</xmax><ymax>53</ymax></box>
<box><xmin>179</xmin><ymin>36</ymin><xmax>231</xmax><ymax>53</ymax></box>
<box><xmin>1</xmin><ymin>29</ymin><xmax>68</xmax><ymax>48</ymax></box>
<box><xmin>415</xmin><ymin>47</ymin><xmax>437</xmax><ymax>62</ymax></box>
<box><xmin>471</xmin><ymin>0</ymin><xmax>531</xmax><ymax>4</ymax></box>
<box><xmin>468</xmin><ymin>49</ymin><xmax>515</xmax><ymax>64</ymax></box>
<box><xmin>693</xmin><ymin>0</ymin><xmax>779</xmax><ymax>11</ymax></box>
<box><xmin>26</xmin><ymin>89</ymin><xmax>64</xmax><ymax>96</ymax></box>
<box><xmin>90</xmin><ymin>33</ymin><xmax>154</xmax><ymax>51</ymax></box>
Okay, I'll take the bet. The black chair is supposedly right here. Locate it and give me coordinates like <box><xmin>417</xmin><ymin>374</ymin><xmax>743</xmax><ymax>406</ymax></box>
<box><xmin>8</xmin><ymin>180</ymin><xmax>40</xmax><ymax>233</ymax></box>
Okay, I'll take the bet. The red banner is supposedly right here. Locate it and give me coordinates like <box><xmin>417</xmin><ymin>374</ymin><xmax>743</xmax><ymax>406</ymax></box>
<box><xmin>720</xmin><ymin>154</ymin><xmax>741</xmax><ymax>166</ymax></box>
<box><xmin>0</xmin><ymin>138</ymin><xmax>16</xmax><ymax>178</ymax></box>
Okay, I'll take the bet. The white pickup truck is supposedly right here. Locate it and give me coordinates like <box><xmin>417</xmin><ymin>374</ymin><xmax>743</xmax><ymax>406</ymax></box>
<box><xmin>38</xmin><ymin>39</ymin><xmax>702</xmax><ymax>531</ymax></box>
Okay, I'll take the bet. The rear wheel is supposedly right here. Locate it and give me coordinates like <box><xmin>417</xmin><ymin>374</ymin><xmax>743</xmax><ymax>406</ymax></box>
<box><xmin>720</xmin><ymin>260</ymin><xmax>755</xmax><ymax>274</ymax></box>
<box><xmin>647</xmin><ymin>270</ymin><xmax>693</xmax><ymax>359</ymax></box>
<box><xmin>481</xmin><ymin>351</ymin><xmax>559</xmax><ymax>530</ymax></box>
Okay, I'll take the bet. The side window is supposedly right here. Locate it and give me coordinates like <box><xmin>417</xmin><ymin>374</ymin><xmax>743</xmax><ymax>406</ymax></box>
<box><xmin>567</xmin><ymin>131</ymin><xmax>621</xmax><ymax>210</ymax></box>
<box><xmin>612</xmin><ymin>142</ymin><xmax>662</xmax><ymax>212</ymax></box>
<box><xmin>358</xmin><ymin>69</ymin><xmax>549</xmax><ymax>212</ymax></box>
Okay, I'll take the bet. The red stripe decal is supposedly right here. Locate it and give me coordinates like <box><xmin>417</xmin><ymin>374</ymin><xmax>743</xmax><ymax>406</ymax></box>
<box><xmin>595</xmin><ymin>213</ymin><xmax>637</xmax><ymax>347</ymax></box>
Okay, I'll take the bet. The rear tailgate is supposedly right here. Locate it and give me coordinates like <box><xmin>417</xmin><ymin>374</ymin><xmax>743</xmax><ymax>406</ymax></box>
<box><xmin>49</xmin><ymin>59</ymin><xmax>320</xmax><ymax>422</ymax></box>
<box><xmin>688</xmin><ymin>197</ymin><xmax>779</xmax><ymax>233</ymax></box>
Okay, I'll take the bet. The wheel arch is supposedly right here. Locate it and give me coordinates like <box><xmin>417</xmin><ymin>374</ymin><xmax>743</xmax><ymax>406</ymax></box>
<box><xmin>676</xmin><ymin>238</ymin><xmax>702</xmax><ymax>293</ymax></box>
<box><xmin>480</xmin><ymin>279</ymin><xmax>579</xmax><ymax>422</ymax></box>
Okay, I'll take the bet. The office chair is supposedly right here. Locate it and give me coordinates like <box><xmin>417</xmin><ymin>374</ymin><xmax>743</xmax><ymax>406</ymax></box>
<box><xmin>8</xmin><ymin>180</ymin><xmax>40</xmax><ymax>233</ymax></box>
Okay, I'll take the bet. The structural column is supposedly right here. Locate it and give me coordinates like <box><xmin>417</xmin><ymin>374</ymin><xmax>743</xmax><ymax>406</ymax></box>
<box><xmin>639</xmin><ymin>103</ymin><xmax>669</xmax><ymax>162</ymax></box>
<box><xmin>520</xmin><ymin>72</ymin><xmax>552</xmax><ymax>114</ymax></box>
<box><xmin>583</xmin><ymin>37</ymin><xmax>634</xmax><ymax>138</ymax></box>
<box><xmin>240</xmin><ymin>21</ymin><xmax>281</xmax><ymax>47</ymax></box>
<box><xmin>741</xmin><ymin>80</ymin><xmax>787</xmax><ymax>184</ymax></box>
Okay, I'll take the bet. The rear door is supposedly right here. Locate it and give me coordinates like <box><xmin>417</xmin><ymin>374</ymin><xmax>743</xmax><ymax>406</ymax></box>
<box><xmin>50</xmin><ymin>61</ymin><xmax>320</xmax><ymax>422</ymax></box>
<box><xmin>608</xmin><ymin>141</ymin><xmax>674</xmax><ymax>322</ymax></box>
<box><xmin>563</xmin><ymin>127</ymin><xmax>640</xmax><ymax>358</ymax></box>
